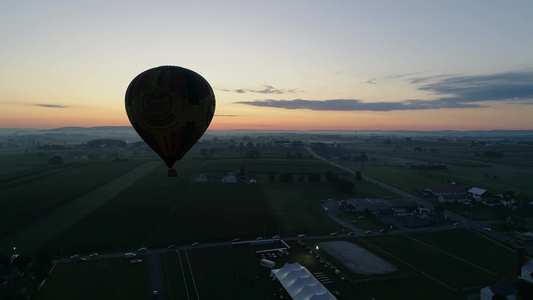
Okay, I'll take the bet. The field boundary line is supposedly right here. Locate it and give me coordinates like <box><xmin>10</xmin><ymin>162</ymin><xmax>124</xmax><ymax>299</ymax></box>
<box><xmin>356</xmin><ymin>236</ymin><xmax>455</xmax><ymax>291</ymax></box>
<box><xmin>185</xmin><ymin>250</ymin><xmax>199</xmax><ymax>300</ymax></box>
<box><xmin>402</xmin><ymin>234</ymin><xmax>497</xmax><ymax>276</ymax></box>
<box><xmin>177</xmin><ymin>250</ymin><xmax>191</xmax><ymax>300</ymax></box>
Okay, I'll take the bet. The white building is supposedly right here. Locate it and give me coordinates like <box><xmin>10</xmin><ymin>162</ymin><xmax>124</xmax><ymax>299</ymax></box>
<box><xmin>221</xmin><ymin>174</ymin><xmax>237</xmax><ymax>183</ymax></box>
<box><xmin>521</xmin><ymin>259</ymin><xmax>533</xmax><ymax>283</ymax></box>
<box><xmin>480</xmin><ymin>284</ymin><xmax>516</xmax><ymax>300</ymax></box>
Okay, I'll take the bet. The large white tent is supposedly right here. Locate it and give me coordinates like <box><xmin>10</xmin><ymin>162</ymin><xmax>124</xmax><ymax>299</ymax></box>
<box><xmin>270</xmin><ymin>263</ymin><xmax>336</xmax><ymax>300</ymax></box>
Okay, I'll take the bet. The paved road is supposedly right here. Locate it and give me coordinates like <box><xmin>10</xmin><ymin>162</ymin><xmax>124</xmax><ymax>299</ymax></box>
<box><xmin>305</xmin><ymin>145</ymin><xmax>533</xmax><ymax>255</ymax></box>
<box><xmin>148</xmin><ymin>253</ymin><xmax>165</xmax><ymax>300</ymax></box>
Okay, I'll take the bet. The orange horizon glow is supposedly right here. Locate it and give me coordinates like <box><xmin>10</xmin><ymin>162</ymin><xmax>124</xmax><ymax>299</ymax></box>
<box><xmin>2</xmin><ymin>111</ymin><xmax>533</xmax><ymax>131</ymax></box>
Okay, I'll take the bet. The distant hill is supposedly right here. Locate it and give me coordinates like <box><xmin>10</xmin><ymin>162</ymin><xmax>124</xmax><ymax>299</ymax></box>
<box><xmin>1</xmin><ymin>127</ymin><xmax>532</xmax><ymax>140</ymax></box>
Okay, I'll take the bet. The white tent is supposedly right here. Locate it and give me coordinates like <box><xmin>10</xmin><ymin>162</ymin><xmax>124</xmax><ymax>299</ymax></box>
<box><xmin>270</xmin><ymin>263</ymin><xmax>336</xmax><ymax>300</ymax></box>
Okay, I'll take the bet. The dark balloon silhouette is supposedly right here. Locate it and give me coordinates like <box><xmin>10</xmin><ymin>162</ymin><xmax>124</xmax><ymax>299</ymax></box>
<box><xmin>125</xmin><ymin>66</ymin><xmax>215</xmax><ymax>176</ymax></box>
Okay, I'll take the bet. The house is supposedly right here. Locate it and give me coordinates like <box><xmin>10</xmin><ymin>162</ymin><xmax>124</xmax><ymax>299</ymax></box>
<box><xmin>521</xmin><ymin>259</ymin><xmax>533</xmax><ymax>283</ymax></box>
<box><xmin>194</xmin><ymin>174</ymin><xmax>208</xmax><ymax>182</ymax></box>
<box><xmin>392</xmin><ymin>207</ymin><xmax>408</xmax><ymax>218</ymax></box>
<box><xmin>411</xmin><ymin>207</ymin><xmax>431</xmax><ymax>220</ymax></box>
<box><xmin>468</xmin><ymin>187</ymin><xmax>487</xmax><ymax>200</ymax></box>
<box><xmin>424</xmin><ymin>187</ymin><xmax>468</xmax><ymax>203</ymax></box>
<box><xmin>221</xmin><ymin>174</ymin><xmax>237</xmax><ymax>183</ymax></box>
<box><xmin>480</xmin><ymin>283</ymin><xmax>516</xmax><ymax>300</ymax></box>
<box><xmin>468</xmin><ymin>187</ymin><xmax>501</xmax><ymax>202</ymax></box>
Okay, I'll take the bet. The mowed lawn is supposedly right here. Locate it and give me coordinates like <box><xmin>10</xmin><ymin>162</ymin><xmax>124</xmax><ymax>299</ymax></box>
<box><xmin>362</xmin><ymin>229</ymin><xmax>517</xmax><ymax>290</ymax></box>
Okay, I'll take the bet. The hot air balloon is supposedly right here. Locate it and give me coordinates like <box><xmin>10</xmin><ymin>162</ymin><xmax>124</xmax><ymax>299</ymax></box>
<box><xmin>125</xmin><ymin>66</ymin><xmax>215</xmax><ymax>176</ymax></box>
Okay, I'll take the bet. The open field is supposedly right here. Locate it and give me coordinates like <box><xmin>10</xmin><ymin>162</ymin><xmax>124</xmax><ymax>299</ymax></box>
<box><xmin>334</xmin><ymin>139</ymin><xmax>533</xmax><ymax>199</ymax></box>
<box><xmin>37</xmin><ymin>229</ymin><xmax>521</xmax><ymax>300</ymax></box>
<box><xmin>1</xmin><ymin>129</ymin><xmax>533</xmax><ymax>299</ymax></box>
<box><xmin>37</xmin><ymin>258</ymin><xmax>151</xmax><ymax>300</ymax></box>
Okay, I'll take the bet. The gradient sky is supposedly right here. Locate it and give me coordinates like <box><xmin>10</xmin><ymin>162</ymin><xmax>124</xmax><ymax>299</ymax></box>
<box><xmin>1</xmin><ymin>0</ymin><xmax>532</xmax><ymax>131</ymax></box>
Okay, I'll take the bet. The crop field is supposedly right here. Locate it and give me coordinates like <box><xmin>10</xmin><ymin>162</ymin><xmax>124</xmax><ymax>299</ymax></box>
<box><xmin>332</xmin><ymin>138</ymin><xmax>533</xmax><ymax>199</ymax></box>
<box><xmin>2</xmin><ymin>130</ymin><xmax>533</xmax><ymax>299</ymax></box>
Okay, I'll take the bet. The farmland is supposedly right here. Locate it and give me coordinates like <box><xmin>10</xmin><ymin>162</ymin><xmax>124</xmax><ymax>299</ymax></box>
<box><xmin>1</xmin><ymin>128</ymin><xmax>533</xmax><ymax>299</ymax></box>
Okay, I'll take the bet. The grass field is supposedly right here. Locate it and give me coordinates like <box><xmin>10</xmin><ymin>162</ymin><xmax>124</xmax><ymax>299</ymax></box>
<box><xmin>2</xmin><ymin>132</ymin><xmax>532</xmax><ymax>299</ymax></box>
<box><xmin>37</xmin><ymin>258</ymin><xmax>151</xmax><ymax>300</ymax></box>
<box><xmin>36</xmin><ymin>229</ymin><xmax>521</xmax><ymax>300</ymax></box>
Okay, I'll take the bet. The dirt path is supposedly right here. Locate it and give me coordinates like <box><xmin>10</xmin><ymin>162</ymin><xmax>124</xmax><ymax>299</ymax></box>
<box><xmin>0</xmin><ymin>161</ymin><xmax>161</xmax><ymax>255</ymax></box>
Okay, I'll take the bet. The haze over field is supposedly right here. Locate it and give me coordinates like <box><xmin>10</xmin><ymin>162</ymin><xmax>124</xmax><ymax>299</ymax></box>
<box><xmin>1</xmin><ymin>1</ymin><xmax>532</xmax><ymax>131</ymax></box>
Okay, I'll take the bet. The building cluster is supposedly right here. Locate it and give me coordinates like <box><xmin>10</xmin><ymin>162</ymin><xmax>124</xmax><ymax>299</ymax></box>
<box><xmin>423</xmin><ymin>186</ymin><xmax>519</xmax><ymax>209</ymax></box>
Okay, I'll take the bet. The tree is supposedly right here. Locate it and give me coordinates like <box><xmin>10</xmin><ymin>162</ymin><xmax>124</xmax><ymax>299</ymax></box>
<box><xmin>325</xmin><ymin>170</ymin><xmax>334</xmax><ymax>182</ymax></box>
<box><xmin>298</xmin><ymin>174</ymin><xmax>305</xmax><ymax>183</ymax></box>
<box><xmin>208</xmin><ymin>148</ymin><xmax>217</xmax><ymax>158</ymax></box>
<box><xmin>336</xmin><ymin>179</ymin><xmax>354</xmax><ymax>194</ymax></box>
<box><xmin>492</xmin><ymin>294</ymin><xmax>508</xmax><ymax>300</ymax></box>
<box><xmin>269</xmin><ymin>174</ymin><xmax>276</xmax><ymax>183</ymax></box>
<box><xmin>433</xmin><ymin>202</ymin><xmax>445</xmax><ymax>223</ymax></box>
<box><xmin>48</xmin><ymin>155</ymin><xmax>64</xmax><ymax>165</ymax></box>
<box><xmin>355</xmin><ymin>171</ymin><xmax>362</xmax><ymax>181</ymax></box>
<box><xmin>309</xmin><ymin>173</ymin><xmax>321</xmax><ymax>183</ymax></box>
<box><xmin>279</xmin><ymin>172</ymin><xmax>293</xmax><ymax>183</ymax></box>
<box><xmin>357</xmin><ymin>152</ymin><xmax>368</xmax><ymax>161</ymax></box>
<box><xmin>484</xmin><ymin>150</ymin><xmax>504</xmax><ymax>159</ymax></box>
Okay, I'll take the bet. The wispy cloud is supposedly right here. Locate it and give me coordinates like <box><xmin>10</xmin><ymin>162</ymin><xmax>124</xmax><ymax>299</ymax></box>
<box><xmin>35</xmin><ymin>104</ymin><xmax>69</xmax><ymax>108</ymax></box>
<box><xmin>417</xmin><ymin>71</ymin><xmax>533</xmax><ymax>103</ymax></box>
<box><xmin>235</xmin><ymin>70</ymin><xmax>533</xmax><ymax>111</ymax></box>
<box><xmin>361</xmin><ymin>79</ymin><xmax>377</xmax><ymax>85</ymax></box>
<box><xmin>234</xmin><ymin>99</ymin><xmax>481</xmax><ymax>111</ymax></box>
<box><xmin>222</xmin><ymin>85</ymin><xmax>300</xmax><ymax>94</ymax></box>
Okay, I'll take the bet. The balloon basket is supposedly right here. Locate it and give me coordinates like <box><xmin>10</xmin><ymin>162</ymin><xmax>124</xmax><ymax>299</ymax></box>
<box><xmin>167</xmin><ymin>169</ymin><xmax>178</xmax><ymax>177</ymax></box>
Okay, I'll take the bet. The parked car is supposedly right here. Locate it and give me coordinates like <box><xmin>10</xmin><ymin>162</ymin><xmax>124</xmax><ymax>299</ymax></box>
<box><xmin>125</xmin><ymin>252</ymin><xmax>136</xmax><ymax>258</ymax></box>
<box><xmin>130</xmin><ymin>259</ymin><xmax>142</xmax><ymax>264</ymax></box>
<box><xmin>298</xmin><ymin>234</ymin><xmax>306</xmax><ymax>238</ymax></box>
<box><xmin>89</xmin><ymin>253</ymin><xmax>99</xmax><ymax>258</ymax></box>
<box><xmin>167</xmin><ymin>244</ymin><xmax>176</xmax><ymax>249</ymax></box>
<box><xmin>70</xmin><ymin>254</ymin><xmax>80</xmax><ymax>260</ymax></box>
<box><xmin>192</xmin><ymin>242</ymin><xmax>200</xmax><ymax>247</ymax></box>
<box><xmin>137</xmin><ymin>247</ymin><xmax>147</xmax><ymax>252</ymax></box>
<box><xmin>330</xmin><ymin>232</ymin><xmax>338</xmax><ymax>236</ymax></box>
<box><xmin>272</xmin><ymin>235</ymin><xmax>280</xmax><ymax>239</ymax></box>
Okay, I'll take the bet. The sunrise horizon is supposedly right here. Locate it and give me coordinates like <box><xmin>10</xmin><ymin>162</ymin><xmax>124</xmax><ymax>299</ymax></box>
<box><xmin>1</xmin><ymin>1</ymin><xmax>532</xmax><ymax>133</ymax></box>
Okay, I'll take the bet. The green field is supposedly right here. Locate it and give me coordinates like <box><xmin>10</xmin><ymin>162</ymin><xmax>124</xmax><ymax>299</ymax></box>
<box><xmin>1</xmin><ymin>131</ymin><xmax>533</xmax><ymax>299</ymax></box>
<box><xmin>37</xmin><ymin>258</ymin><xmax>151</xmax><ymax>300</ymax></box>
<box><xmin>36</xmin><ymin>229</ymin><xmax>522</xmax><ymax>300</ymax></box>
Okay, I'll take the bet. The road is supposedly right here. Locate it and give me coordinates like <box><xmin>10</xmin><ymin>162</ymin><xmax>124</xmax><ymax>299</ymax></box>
<box><xmin>305</xmin><ymin>145</ymin><xmax>533</xmax><ymax>255</ymax></box>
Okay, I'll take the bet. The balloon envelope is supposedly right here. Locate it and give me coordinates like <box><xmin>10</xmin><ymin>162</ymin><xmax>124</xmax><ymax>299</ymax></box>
<box><xmin>125</xmin><ymin>66</ymin><xmax>215</xmax><ymax>175</ymax></box>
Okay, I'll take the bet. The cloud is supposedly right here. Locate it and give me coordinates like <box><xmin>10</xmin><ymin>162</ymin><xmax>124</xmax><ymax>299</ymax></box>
<box><xmin>417</xmin><ymin>71</ymin><xmax>533</xmax><ymax>103</ymax></box>
<box><xmin>362</xmin><ymin>79</ymin><xmax>377</xmax><ymax>85</ymax></box>
<box><xmin>235</xmin><ymin>99</ymin><xmax>482</xmax><ymax>111</ymax></box>
<box><xmin>222</xmin><ymin>85</ymin><xmax>300</xmax><ymax>94</ymax></box>
<box><xmin>35</xmin><ymin>104</ymin><xmax>69</xmax><ymax>108</ymax></box>
<box><xmin>215</xmin><ymin>114</ymin><xmax>239</xmax><ymax>117</ymax></box>
<box><xmin>235</xmin><ymin>70</ymin><xmax>533</xmax><ymax>111</ymax></box>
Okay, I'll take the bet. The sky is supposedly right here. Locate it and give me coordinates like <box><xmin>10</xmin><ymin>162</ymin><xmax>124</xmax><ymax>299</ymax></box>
<box><xmin>1</xmin><ymin>0</ymin><xmax>532</xmax><ymax>131</ymax></box>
